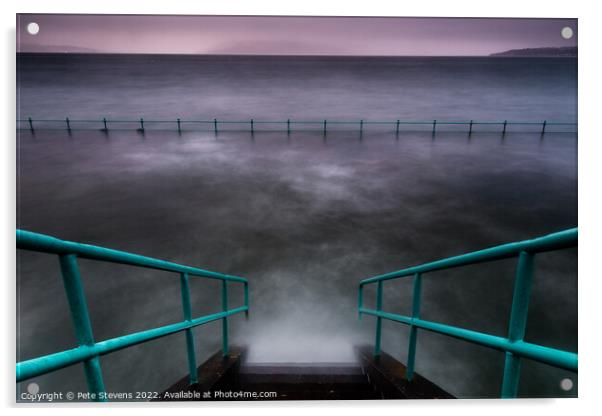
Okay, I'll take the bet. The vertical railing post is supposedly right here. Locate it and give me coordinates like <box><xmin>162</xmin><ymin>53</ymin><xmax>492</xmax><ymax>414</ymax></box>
<box><xmin>469</xmin><ymin>120</ymin><xmax>473</xmax><ymax>135</ymax></box>
<box><xmin>66</xmin><ymin>117</ymin><xmax>71</xmax><ymax>132</ymax></box>
<box><xmin>28</xmin><ymin>117</ymin><xmax>34</xmax><ymax>132</ymax></box>
<box><xmin>323</xmin><ymin>119</ymin><xmax>327</xmax><ymax>135</ymax></box>
<box><xmin>541</xmin><ymin>120</ymin><xmax>547</xmax><ymax>135</ymax></box>
<box><xmin>432</xmin><ymin>120</ymin><xmax>437</xmax><ymax>134</ymax></box>
<box><xmin>177</xmin><ymin>118</ymin><xmax>181</xmax><ymax>133</ymax></box>
<box><xmin>179</xmin><ymin>272</ymin><xmax>198</xmax><ymax>385</ymax></box>
<box><xmin>58</xmin><ymin>254</ymin><xmax>106</xmax><ymax>401</ymax></box>
<box><xmin>244</xmin><ymin>281</ymin><xmax>249</xmax><ymax>318</ymax></box>
<box><xmin>395</xmin><ymin>120</ymin><xmax>400</xmax><ymax>135</ymax></box>
<box><xmin>503</xmin><ymin>120</ymin><xmax>508</xmax><ymax>135</ymax></box>
<box><xmin>287</xmin><ymin>119</ymin><xmax>291</xmax><ymax>134</ymax></box>
<box><xmin>221</xmin><ymin>280</ymin><xmax>229</xmax><ymax>356</ymax></box>
<box><xmin>360</xmin><ymin>119</ymin><xmax>364</xmax><ymax>133</ymax></box>
<box><xmin>214</xmin><ymin>118</ymin><xmax>218</xmax><ymax>134</ymax></box>
<box><xmin>358</xmin><ymin>283</ymin><xmax>364</xmax><ymax>321</ymax></box>
<box><xmin>374</xmin><ymin>280</ymin><xmax>383</xmax><ymax>356</ymax></box>
<box><xmin>406</xmin><ymin>272</ymin><xmax>423</xmax><ymax>381</ymax></box>
<box><xmin>250</xmin><ymin>119</ymin><xmax>254</xmax><ymax>134</ymax></box>
<box><xmin>501</xmin><ymin>251</ymin><xmax>535</xmax><ymax>398</ymax></box>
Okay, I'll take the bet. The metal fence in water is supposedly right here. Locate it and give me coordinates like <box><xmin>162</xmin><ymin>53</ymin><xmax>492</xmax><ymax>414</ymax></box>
<box><xmin>358</xmin><ymin>228</ymin><xmax>578</xmax><ymax>398</ymax></box>
<box><xmin>16</xmin><ymin>229</ymin><xmax>249</xmax><ymax>402</ymax></box>
<box><xmin>17</xmin><ymin>117</ymin><xmax>577</xmax><ymax>135</ymax></box>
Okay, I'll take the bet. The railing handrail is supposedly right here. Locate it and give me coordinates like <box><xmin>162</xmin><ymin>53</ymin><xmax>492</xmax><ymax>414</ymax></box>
<box><xmin>360</xmin><ymin>228</ymin><xmax>577</xmax><ymax>285</ymax></box>
<box><xmin>16</xmin><ymin>229</ymin><xmax>249</xmax><ymax>401</ymax></box>
<box><xmin>358</xmin><ymin>228</ymin><xmax>578</xmax><ymax>398</ymax></box>
<box><xmin>17</xmin><ymin>229</ymin><xmax>246</xmax><ymax>283</ymax></box>
<box><xmin>16</xmin><ymin>306</ymin><xmax>247</xmax><ymax>382</ymax></box>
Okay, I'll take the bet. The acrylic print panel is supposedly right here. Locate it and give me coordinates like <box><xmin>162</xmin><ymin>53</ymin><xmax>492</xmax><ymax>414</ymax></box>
<box><xmin>16</xmin><ymin>14</ymin><xmax>577</xmax><ymax>402</ymax></box>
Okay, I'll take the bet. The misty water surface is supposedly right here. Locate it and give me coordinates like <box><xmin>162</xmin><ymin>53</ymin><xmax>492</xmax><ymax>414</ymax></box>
<box><xmin>17</xmin><ymin>54</ymin><xmax>577</xmax><ymax>399</ymax></box>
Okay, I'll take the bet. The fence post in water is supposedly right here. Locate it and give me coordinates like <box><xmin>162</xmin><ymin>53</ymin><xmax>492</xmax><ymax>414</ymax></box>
<box><xmin>323</xmin><ymin>119</ymin><xmax>327</xmax><ymax>134</ymax></box>
<box><xmin>469</xmin><ymin>120</ymin><xmax>473</xmax><ymax>135</ymax></box>
<box><xmin>139</xmin><ymin>118</ymin><xmax>145</xmax><ymax>132</ymax></box>
<box><xmin>66</xmin><ymin>117</ymin><xmax>71</xmax><ymax>132</ymax></box>
<box><xmin>58</xmin><ymin>254</ymin><xmax>107</xmax><ymax>401</ymax></box>
<box><xmin>501</xmin><ymin>251</ymin><xmax>535</xmax><ymax>398</ymax></box>
<box><xmin>432</xmin><ymin>120</ymin><xmax>437</xmax><ymax>134</ymax></box>
<box><xmin>214</xmin><ymin>119</ymin><xmax>218</xmax><ymax>134</ymax></box>
<box><xmin>28</xmin><ymin>117</ymin><xmax>34</xmax><ymax>132</ymax></box>
<box><xmin>541</xmin><ymin>120</ymin><xmax>547</xmax><ymax>135</ymax></box>
<box><xmin>102</xmin><ymin>118</ymin><xmax>108</xmax><ymax>131</ymax></box>
<box><xmin>177</xmin><ymin>118</ymin><xmax>181</xmax><ymax>133</ymax></box>
<box><xmin>406</xmin><ymin>273</ymin><xmax>423</xmax><ymax>381</ymax></box>
<box><xmin>360</xmin><ymin>119</ymin><xmax>364</xmax><ymax>133</ymax></box>
<box><xmin>250</xmin><ymin>119</ymin><xmax>254</xmax><ymax>134</ymax></box>
<box><xmin>287</xmin><ymin>119</ymin><xmax>291</xmax><ymax>134</ymax></box>
<box><xmin>222</xmin><ymin>280</ymin><xmax>229</xmax><ymax>356</ymax></box>
<box><xmin>179</xmin><ymin>272</ymin><xmax>198</xmax><ymax>385</ymax></box>
<box><xmin>374</xmin><ymin>280</ymin><xmax>383</xmax><ymax>357</ymax></box>
<box><xmin>503</xmin><ymin>120</ymin><xmax>508</xmax><ymax>135</ymax></box>
<box><xmin>396</xmin><ymin>120</ymin><xmax>400</xmax><ymax>135</ymax></box>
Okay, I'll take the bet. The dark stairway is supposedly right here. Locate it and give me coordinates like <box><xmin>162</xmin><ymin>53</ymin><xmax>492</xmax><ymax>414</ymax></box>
<box><xmin>237</xmin><ymin>362</ymin><xmax>380</xmax><ymax>400</ymax></box>
<box><xmin>157</xmin><ymin>345</ymin><xmax>454</xmax><ymax>401</ymax></box>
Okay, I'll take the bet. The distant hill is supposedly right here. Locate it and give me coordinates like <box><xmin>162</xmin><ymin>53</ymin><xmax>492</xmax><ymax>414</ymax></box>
<box><xmin>18</xmin><ymin>44</ymin><xmax>99</xmax><ymax>54</ymax></box>
<box><xmin>490</xmin><ymin>46</ymin><xmax>577</xmax><ymax>57</ymax></box>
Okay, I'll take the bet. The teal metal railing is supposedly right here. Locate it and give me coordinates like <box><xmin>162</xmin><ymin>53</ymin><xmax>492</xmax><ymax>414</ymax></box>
<box><xmin>358</xmin><ymin>228</ymin><xmax>577</xmax><ymax>398</ymax></box>
<box><xmin>16</xmin><ymin>117</ymin><xmax>577</xmax><ymax>135</ymax></box>
<box><xmin>16</xmin><ymin>229</ymin><xmax>249</xmax><ymax>402</ymax></box>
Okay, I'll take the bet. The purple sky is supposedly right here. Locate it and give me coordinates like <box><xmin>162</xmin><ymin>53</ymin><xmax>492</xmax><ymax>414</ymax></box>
<box><xmin>16</xmin><ymin>14</ymin><xmax>577</xmax><ymax>56</ymax></box>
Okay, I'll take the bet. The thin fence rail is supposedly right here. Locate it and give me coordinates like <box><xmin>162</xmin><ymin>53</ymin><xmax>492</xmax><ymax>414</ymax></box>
<box><xmin>17</xmin><ymin>117</ymin><xmax>577</xmax><ymax>135</ymax></box>
<box><xmin>358</xmin><ymin>228</ymin><xmax>577</xmax><ymax>398</ymax></box>
<box><xmin>16</xmin><ymin>229</ymin><xmax>249</xmax><ymax>402</ymax></box>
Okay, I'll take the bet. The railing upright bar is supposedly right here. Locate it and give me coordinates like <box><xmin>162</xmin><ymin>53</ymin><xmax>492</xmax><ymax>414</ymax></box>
<box><xmin>58</xmin><ymin>254</ymin><xmax>107</xmax><ymax>402</ymax></box>
<box><xmin>179</xmin><ymin>272</ymin><xmax>198</xmax><ymax>385</ymax></box>
<box><xmin>374</xmin><ymin>280</ymin><xmax>383</xmax><ymax>356</ymax></box>
<box><xmin>222</xmin><ymin>280</ymin><xmax>229</xmax><ymax>356</ymax></box>
<box><xmin>406</xmin><ymin>272</ymin><xmax>423</xmax><ymax>381</ymax></box>
<box><xmin>501</xmin><ymin>251</ymin><xmax>535</xmax><ymax>398</ymax></box>
<box><xmin>244</xmin><ymin>281</ymin><xmax>249</xmax><ymax>318</ymax></box>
